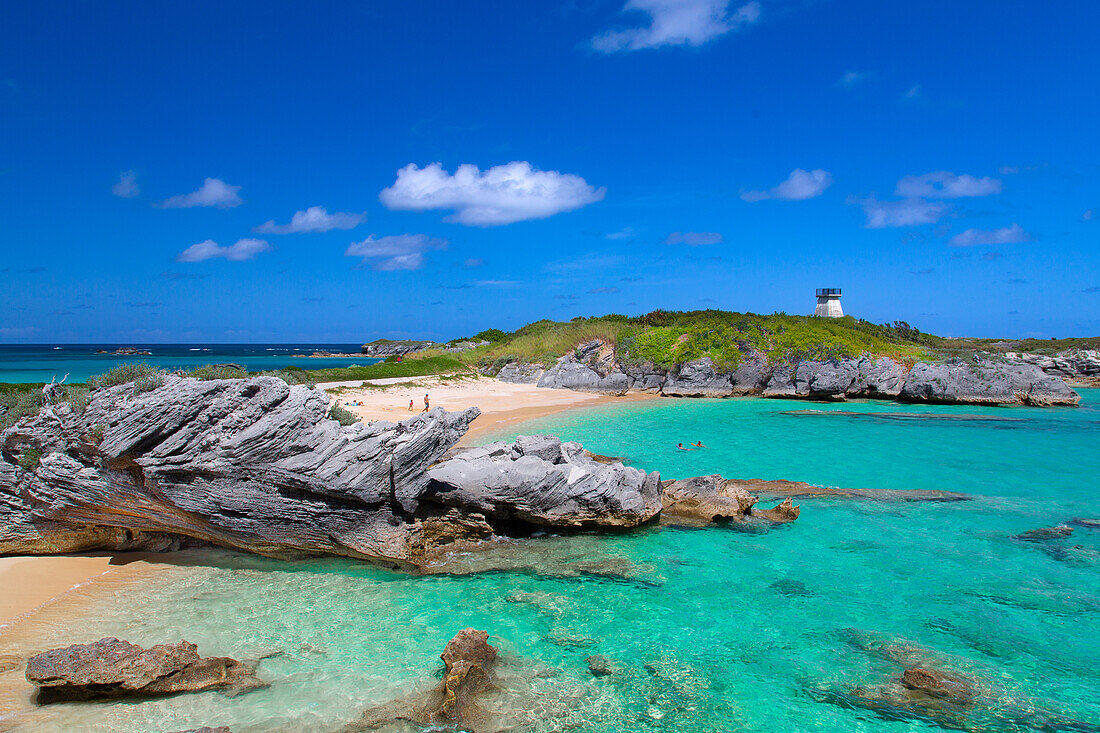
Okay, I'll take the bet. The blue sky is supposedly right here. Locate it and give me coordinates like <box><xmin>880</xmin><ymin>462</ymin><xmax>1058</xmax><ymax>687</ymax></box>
<box><xmin>1</xmin><ymin>0</ymin><xmax>1098</xmax><ymax>343</ymax></box>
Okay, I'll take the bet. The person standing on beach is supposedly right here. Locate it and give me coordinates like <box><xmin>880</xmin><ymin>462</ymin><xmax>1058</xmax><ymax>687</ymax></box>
<box><xmin>423</xmin><ymin>394</ymin><xmax>430</xmax><ymax>412</ymax></box>
<box><xmin>408</xmin><ymin>399</ymin><xmax>414</xmax><ymax>411</ymax></box>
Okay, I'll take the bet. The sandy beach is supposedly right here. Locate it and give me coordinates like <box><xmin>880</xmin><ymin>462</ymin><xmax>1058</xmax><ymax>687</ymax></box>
<box><xmin>320</xmin><ymin>374</ymin><xmax>653</xmax><ymax>443</ymax></box>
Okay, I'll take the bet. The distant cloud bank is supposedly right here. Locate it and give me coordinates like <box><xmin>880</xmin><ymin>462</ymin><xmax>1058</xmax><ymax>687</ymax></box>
<box><xmin>345</xmin><ymin>233</ymin><xmax>447</xmax><ymax>271</ymax></box>
<box><xmin>255</xmin><ymin>206</ymin><xmax>365</xmax><ymax>234</ymax></box>
<box><xmin>742</xmin><ymin>168</ymin><xmax>832</xmax><ymax>202</ymax></box>
<box><xmin>158</xmin><ymin>178</ymin><xmax>243</xmax><ymax>209</ymax></box>
<box><xmin>380</xmin><ymin>161</ymin><xmax>605</xmax><ymax>226</ymax></box>
<box><xmin>177</xmin><ymin>238</ymin><xmax>270</xmax><ymax>262</ymax></box>
<box><xmin>593</xmin><ymin>0</ymin><xmax>761</xmax><ymax>52</ymax></box>
<box><xmin>850</xmin><ymin>196</ymin><xmax>949</xmax><ymax>228</ymax></box>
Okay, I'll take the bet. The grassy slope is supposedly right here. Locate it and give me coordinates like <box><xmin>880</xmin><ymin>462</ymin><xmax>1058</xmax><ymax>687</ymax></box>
<box><xmin>445</xmin><ymin>311</ymin><xmax>941</xmax><ymax>371</ymax></box>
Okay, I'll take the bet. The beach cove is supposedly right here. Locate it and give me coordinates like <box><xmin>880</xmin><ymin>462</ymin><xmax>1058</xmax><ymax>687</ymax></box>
<box><xmin>1</xmin><ymin>388</ymin><xmax>1097</xmax><ymax>732</ymax></box>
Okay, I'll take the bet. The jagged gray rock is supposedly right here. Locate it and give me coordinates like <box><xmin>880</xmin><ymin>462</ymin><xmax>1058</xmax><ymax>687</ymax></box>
<box><xmin>426</xmin><ymin>435</ymin><xmax>661</xmax><ymax>528</ymax></box>
<box><xmin>496</xmin><ymin>362</ymin><xmax>545</xmax><ymax>384</ymax></box>
<box><xmin>661</xmin><ymin>357</ymin><xmax>732</xmax><ymax>397</ymax></box>
<box><xmin>505</xmin><ymin>347</ymin><xmax>1079</xmax><ymax>406</ymax></box>
<box><xmin>0</xmin><ymin>375</ymin><xmax>485</xmax><ymax>564</ymax></box>
<box><xmin>360</xmin><ymin>340</ymin><xmax>436</xmax><ymax>357</ymax></box>
<box><xmin>900</xmin><ymin>359</ymin><xmax>1079</xmax><ymax>406</ymax></box>
<box><xmin>537</xmin><ymin>354</ymin><xmax>632</xmax><ymax>395</ymax></box>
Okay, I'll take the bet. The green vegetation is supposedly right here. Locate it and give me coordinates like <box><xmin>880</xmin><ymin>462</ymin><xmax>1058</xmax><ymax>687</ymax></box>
<box><xmin>328</xmin><ymin>404</ymin><xmax>359</xmax><ymax>426</ymax></box>
<box><xmin>272</xmin><ymin>355</ymin><xmax>471</xmax><ymax>384</ymax></box>
<box><xmin>18</xmin><ymin>447</ymin><xmax>42</xmax><ymax>472</ymax></box>
<box><xmin>1</xmin><ymin>387</ymin><xmax>44</xmax><ymax>430</ymax></box>
<box><xmin>187</xmin><ymin>364</ymin><xmax>249</xmax><ymax>380</ymax></box>
<box><xmin>88</xmin><ymin>363</ymin><xmax>165</xmax><ymax>392</ymax></box>
<box><xmin>453</xmin><ymin>311</ymin><xmax>939</xmax><ymax>372</ymax></box>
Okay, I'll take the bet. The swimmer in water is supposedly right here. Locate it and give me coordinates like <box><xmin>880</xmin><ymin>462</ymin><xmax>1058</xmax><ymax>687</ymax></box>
<box><xmin>691</xmin><ymin>441</ymin><xmax>706</xmax><ymax>448</ymax></box>
<box><xmin>677</xmin><ymin>442</ymin><xmax>692</xmax><ymax>451</ymax></box>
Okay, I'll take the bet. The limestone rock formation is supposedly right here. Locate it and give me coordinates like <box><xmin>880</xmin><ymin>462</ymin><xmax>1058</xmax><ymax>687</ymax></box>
<box><xmin>25</xmin><ymin>638</ymin><xmax>264</xmax><ymax>703</ymax></box>
<box><xmin>662</xmin><ymin>357</ymin><xmax>733</xmax><ymax>397</ymax></box>
<box><xmin>360</xmin><ymin>339</ymin><xmax>436</xmax><ymax>357</ymax></box>
<box><xmin>900</xmin><ymin>359</ymin><xmax>1079</xmax><ymax>406</ymax></box>
<box><xmin>0</xmin><ymin>376</ymin><xmax>673</xmax><ymax>566</ymax></box>
<box><xmin>659</xmin><ymin>475</ymin><xmax>800</xmax><ymax>526</ymax></box>
<box><xmin>1005</xmin><ymin>348</ymin><xmax>1100</xmax><ymax>386</ymax></box>
<box><xmin>503</xmin><ymin>346</ymin><xmax>1079</xmax><ymax>406</ymax></box>
<box><xmin>0</xmin><ymin>375</ymin><xmax>482</xmax><ymax>565</ymax></box>
<box><xmin>341</xmin><ymin>629</ymin><xmax>500</xmax><ymax>732</ymax></box>
<box><xmin>426</xmin><ymin>435</ymin><xmax>662</xmax><ymax>528</ymax></box>
<box><xmin>495</xmin><ymin>361</ymin><xmax>545</xmax><ymax>384</ymax></box>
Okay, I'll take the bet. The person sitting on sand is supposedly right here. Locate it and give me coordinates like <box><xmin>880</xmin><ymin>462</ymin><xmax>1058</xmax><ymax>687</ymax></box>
<box><xmin>423</xmin><ymin>394</ymin><xmax>430</xmax><ymax>412</ymax></box>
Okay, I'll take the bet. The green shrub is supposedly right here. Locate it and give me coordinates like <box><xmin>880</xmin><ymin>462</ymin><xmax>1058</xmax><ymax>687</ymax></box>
<box><xmin>0</xmin><ymin>388</ymin><xmax>44</xmax><ymax>430</ymax></box>
<box><xmin>328</xmin><ymin>404</ymin><xmax>359</xmax><ymax>426</ymax></box>
<box><xmin>62</xmin><ymin>385</ymin><xmax>91</xmax><ymax>414</ymax></box>
<box><xmin>187</xmin><ymin>364</ymin><xmax>248</xmax><ymax>380</ymax></box>
<box><xmin>18</xmin><ymin>447</ymin><xmax>42</xmax><ymax>472</ymax></box>
<box><xmin>88</xmin><ymin>363</ymin><xmax>163</xmax><ymax>391</ymax></box>
<box><xmin>132</xmin><ymin>371</ymin><xmax>165</xmax><ymax>394</ymax></box>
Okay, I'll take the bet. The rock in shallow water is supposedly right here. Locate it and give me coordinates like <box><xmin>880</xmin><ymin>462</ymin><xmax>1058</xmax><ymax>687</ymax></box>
<box><xmin>426</xmin><ymin>436</ymin><xmax>662</xmax><ymax>529</ymax></box>
<box><xmin>24</xmin><ymin>638</ymin><xmax>265</xmax><ymax>703</ymax></box>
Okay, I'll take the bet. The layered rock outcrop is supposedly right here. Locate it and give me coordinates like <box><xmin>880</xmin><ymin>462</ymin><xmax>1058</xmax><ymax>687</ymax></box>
<box><xmin>660</xmin><ymin>474</ymin><xmax>800</xmax><ymax>526</ymax></box>
<box><xmin>500</xmin><ymin>342</ymin><xmax>1079</xmax><ymax>406</ymax></box>
<box><xmin>0</xmin><ymin>377</ymin><xmax>664</xmax><ymax>566</ymax></box>
<box><xmin>360</xmin><ymin>339</ymin><xmax>436</xmax><ymax>357</ymax></box>
<box><xmin>25</xmin><ymin>638</ymin><xmax>264</xmax><ymax>703</ymax></box>
<box><xmin>427</xmin><ymin>435</ymin><xmax>662</xmax><ymax>529</ymax></box>
<box><xmin>1005</xmin><ymin>348</ymin><xmax>1100</xmax><ymax>386</ymax></box>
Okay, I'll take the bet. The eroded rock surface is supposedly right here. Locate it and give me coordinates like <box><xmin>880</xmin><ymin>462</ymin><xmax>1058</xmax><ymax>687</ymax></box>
<box><xmin>427</xmin><ymin>435</ymin><xmax>662</xmax><ymax>528</ymax></box>
<box><xmin>25</xmin><ymin>638</ymin><xmax>264</xmax><ymax>703</ymax></box>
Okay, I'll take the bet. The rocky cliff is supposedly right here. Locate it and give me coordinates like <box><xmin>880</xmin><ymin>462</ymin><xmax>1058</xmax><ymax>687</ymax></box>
<box><xmin>496</xmin><ymin>340</ymin><xmax>1079</xmax><ymax>406</ymax></box>
<box><xmin>0</xmin><ymin>376</ymin><xmax>666</xmax><ymax>566</ymax></box>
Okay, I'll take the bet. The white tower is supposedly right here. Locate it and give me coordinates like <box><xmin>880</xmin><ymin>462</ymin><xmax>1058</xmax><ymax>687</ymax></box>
<box><xmin>814</xmin><ymin>288</ymin><xmax>843</xmax><ymax>318</ymax></box>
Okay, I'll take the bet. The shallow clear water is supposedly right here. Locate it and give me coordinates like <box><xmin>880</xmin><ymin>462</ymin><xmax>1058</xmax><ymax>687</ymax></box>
<box><xmin>0</xmin><ymin>344</ymin><xmax>377</xmax><ymax>384</ymax></box>
<box><xmin>4</xmin><ymin>392</ymin><xmax>1099</xmax><ymax>732</ymax></box>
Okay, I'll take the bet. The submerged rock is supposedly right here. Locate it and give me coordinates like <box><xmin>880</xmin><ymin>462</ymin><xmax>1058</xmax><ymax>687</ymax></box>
<box><xmin>342</xmin><ymin>629</ymin><xmax>501</xmax><ymax>732</ymax></box>
<box><xmin>25</xmin><ymin>638</ymin><xmax>265</xmax><ymax>703</ymax></box>
<box><xmin>1014</xmin><ymin>525</ymin><xmax>1074</xmax><ymax>542</ymax></box>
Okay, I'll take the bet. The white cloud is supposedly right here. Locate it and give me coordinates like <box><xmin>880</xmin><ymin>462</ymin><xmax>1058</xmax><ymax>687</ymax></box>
<box><xmin>592</xmin><ymin>0</ymin><xmax>760</xmax><ymax>52</ymax></box>
<box><xmin>895</xmin><ymin>171</ymin><xmax>1002</xmax><ymax>199</ymax></box>
<box><xmin>902</xmin><ymin>84</ymin><xmax>922</xmax><ymax>101</ymax></box>
<box><xmin>380</xmin><ymin>161</ymin><xmax>605</xmax><ymax>226</ymax></box>
<box><xmin>176</xmin><ymin>238</ymin><xmax>271</xmax><ymax>262</ymax></box>
<box><xmin>742</xmin><ymin>169</ymin><xmax>833</xmax><ymax>202</ymax></box>
<box><xmin>948</xmin><ymin>223</ymin><xmax>1030</xmax><ymax>247</ymax></box>
<box><xmin>850</xmin><ymin>195</ymin><xmax>949</xmax><ymax>228</ymax></box>
<box><xmin>464</xmin><ymin>258</ymin><xmax>486</xmax><ymax>268</ymax></box>
<box><xmin>344</xmin><ymin>234</ymin><xmax>447</xmax><ymax>271</ymax></box>
<box><xmin>254</xmin><ymin>206</ymin><xmax>365</xmax><ymax>234</ymax></box>
<box><xmin>112</xmin><ymin>170</ymin><xmax>139</xmax><ymax>198</ymax></box>
<box><xmin>665</xmin><ymin>231</ymin><xmax>723</xmax><ymax>245</ymax></box>
<box><xmin>1083</xmin><ymin>209</ymin><xmax>1094</xmax><ymax>222</ymax></box>
<box><xmin>606</xmin><ymin>226</ymin><xmax>637</xmax><ymax>240</ymax></box>
<box><xmin>838</xmin><ymin>71</ymin><xmax>869</xmax><ymax>88</ymax></box>
<box><xmin>158</xmin><ymin>178</ymin><xmax>243</xmax><ymax>209</ymax></box>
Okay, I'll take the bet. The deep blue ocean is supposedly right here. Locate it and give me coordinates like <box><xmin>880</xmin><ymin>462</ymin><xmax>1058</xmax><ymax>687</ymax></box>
<box><xmin>2</xmin><ymin>392</ymin><xmax>1098</xmax><ymax>732</ymax></box>
<box><xmin>0</xmin><ymin>344</ymin><xmax>377</xmax><ymax>384</ymax></box>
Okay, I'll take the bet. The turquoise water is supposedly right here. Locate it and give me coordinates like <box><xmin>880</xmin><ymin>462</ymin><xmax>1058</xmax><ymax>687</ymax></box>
<box><xmin>0</xmin><ymin>345</ymin><xmax>378</xmax><ymax>384</ymax></box>
<box><xmin>4</xmin><ymin>392</ymin><xmax>1099</xmax><ymax>732</ymax></box>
